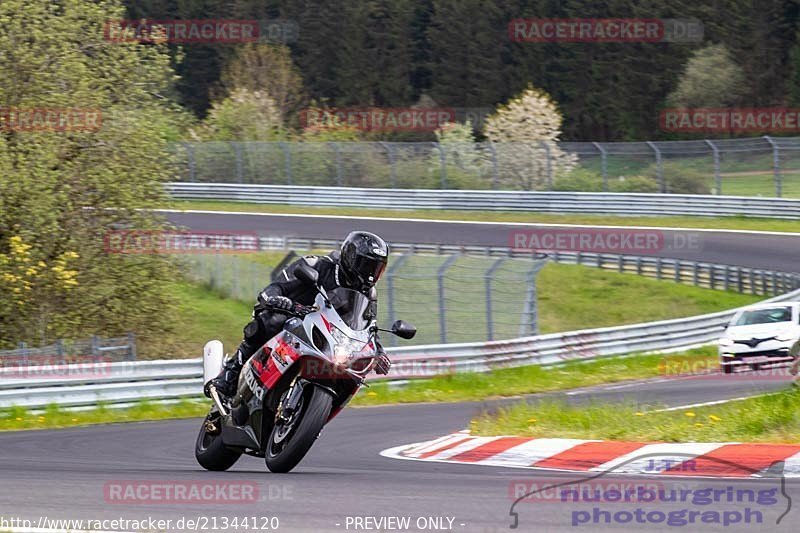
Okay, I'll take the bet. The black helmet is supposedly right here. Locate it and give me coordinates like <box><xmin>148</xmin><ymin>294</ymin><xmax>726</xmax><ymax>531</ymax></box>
<box><xmin>340</xmin><ymin>231</ymin><xmax>389</xmax><ymax>290</ymax></box>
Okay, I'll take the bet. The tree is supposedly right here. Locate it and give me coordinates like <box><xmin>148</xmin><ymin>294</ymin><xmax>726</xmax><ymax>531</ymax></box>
<box><xmin>0</xmin><ymin>0</ymin><xmax>182</xmax><ymax>346</ymax></box>
<box><xmin>195</xmin><ymin>88</ymin><xmax>286</xmax><ymax>141</ymax></box>
<box><xmin>484</xmin><ymin>86</ymin><xmax>576</xmax><ymax>190</ymax></box>
<box><xmin>219</xmin><ymin>44</ymin><xmax>306</xmax><ymax>126</ymax></box>
<box><xmin>666</xmin><ymin>44</ymin><xmax>746</xmax><ymax>108</ymax></box>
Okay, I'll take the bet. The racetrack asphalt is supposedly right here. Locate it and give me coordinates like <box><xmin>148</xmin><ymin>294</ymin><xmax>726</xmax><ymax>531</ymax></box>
<box><xmin>1</xmin><ymin>373</ymin><xmax>798</xmax><ymax>532</ymax></box>
<box><xmin>2</xmin><ymin>210</ymin><xmax>799</xmax><ymax>532</ymax></box>
<box><xmin>161</xmin><ymin>210</ymin><xmax>800</xmax><ymax>272</ymax></box>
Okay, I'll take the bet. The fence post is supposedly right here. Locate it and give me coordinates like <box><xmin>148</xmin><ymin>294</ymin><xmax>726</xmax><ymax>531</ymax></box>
<box><xmin>485</xmin><ymin>257</ymin><xmax>507</xmax><ymax>341</ymax></box>
<box><xmin>488</xmin><ymin>142</ymin><xmax>499</xmax><ymax>190</ymax></box>
<box><xmin>646</xmin><ymin>141</ymin><xmax>664</xmax><ymax>192</ymax></box>
<box><xmin>541</xmin><ymin>141</ymin><xmax>553</xmax><ymax>189</ymax></box>
<box><xmin>437</xmin><ymin>255</ymin><xmax>459</xmax><ymax>344</ymax></box>
<box><xmin>183</xmin><ymin>142</ymin><xmax>196</xmax><ymax>182</ymax></box>
<box><xmin>279</xmin><ymin>142</ymin><xmax>292</xmax><ymax>185</ymax></box>
<box><xmin>521</xmin><ymin>260</ymin><xmax>548</xmax><ymax>336</ymax></box>
<box><xmin>593</xmin><ymin>142</ymin><xmax>608</xmax><ymax>191</ymax></box>
<box><xmin>385</xmin><ymin>251</ymin><xmax>411</xmax><ymax>347</ymax></box>
<box><xmin>231</xmin><ymin>142</ymin><xmax>244</xmax><ymax>183</ymax></box>
<box><xmin>437</xmin><ymin>142</ymin><xmax>448</xmax><ymax>189</ymax></box>
<box><xmin>56</xmin><ymin>339</ymin><xmax>65</xmax><ymax>363</ymax></box>
<box><xmin>91</xmin><ymin>335</ymin><xmax>100</xmax><ymax>362</ymax></box>
<box><xmin>764</xmin><ymin>136</ymin><xmax>781</xmax><ymax>197</ymax></box>
<box><xmin>380</xmin><ymin>141</ymin><xmax>397</xmax><ymax>188</ymax></box>
<box><xmin>704</xmin><ymin>139</ymin><xmax>721</xmax><ymax>195</ymax></box>
<box><xmin>330</xmin><ymin>143</ymin><xmax>344</xmax><ymax>186</ymax></box>
<box><xmin>127</xmin><ymin>333</ymin><xmax>137</xmax><ymax>361</ymax></box>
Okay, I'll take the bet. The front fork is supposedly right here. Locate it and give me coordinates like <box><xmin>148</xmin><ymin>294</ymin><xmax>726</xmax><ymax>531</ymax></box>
<box><xmin>276</xmin><ymin>376</ymin><xmax>305</xmax><ymax>424</ymax></box>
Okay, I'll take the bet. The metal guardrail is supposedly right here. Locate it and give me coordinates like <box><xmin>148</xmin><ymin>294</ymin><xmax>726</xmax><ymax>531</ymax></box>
<box><xmin>0</xmin><ymin>334</ymin><xmax>137</xmax><ymax>364</ymax></box>
<box><xmin>3</xmin><ymin>288</ymin><xmax>799</xmax><ymax>409</ymax></box>
<box><xmin>166</xmin><ymin>183</ymin><xmax>800</xmax><ymax>218</ymax></box>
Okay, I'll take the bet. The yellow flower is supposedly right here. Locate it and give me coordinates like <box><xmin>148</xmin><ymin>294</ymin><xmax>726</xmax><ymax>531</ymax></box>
<box><xmin>635</xmin><ymin>412</ymin><xmax>645</xmax><ymax>416</ymax></box>
<box><xmin>684</xmin><ymin>412</ymin><xmax>696</xmax><ymax>417</ymax></box>
<box><xmin>708</xmin><ymin>415</ymin><xmax>721</xmax><ymax>422</ymax></box>
<box><xmin>694</xmin><ymin>423</ymin><xmax>704</xmax><ymax>428</ymax></box>
<box><xmin>527</xmin><ymin>418</ymin><xmax>537</xmax><ymax>423</ymax></box>
<box><xmin>71</xmin><ymin>418</ymin><xmax>78</xmax><ymax>422</ymax></box>
<box><xmin>367</xmin><ymin>391</ymin><xmax>377</xmax><ymax>397</ymax></box>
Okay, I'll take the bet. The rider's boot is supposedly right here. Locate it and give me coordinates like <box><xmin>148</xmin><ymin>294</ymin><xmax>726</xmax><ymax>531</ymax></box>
<box><xmin>204</xmin><ymin>341</ymin><xmax>255</xmax><ymax>399</ymax></box>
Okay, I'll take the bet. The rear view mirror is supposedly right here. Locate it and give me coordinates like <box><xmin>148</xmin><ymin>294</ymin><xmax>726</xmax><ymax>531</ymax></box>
<box><xmin>294</xmin><ymin>263</ymin><xmax>319</xmax><ymax>286</ymax></box>
<box><xmin>391</xmin><ymin>320</ymin><xmax>416</xmax><ymax>339</ymax></box>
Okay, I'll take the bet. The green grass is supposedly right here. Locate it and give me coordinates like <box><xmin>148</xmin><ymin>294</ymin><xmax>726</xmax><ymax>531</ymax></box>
<box><xmin>470</xmin><ymin>388</ymin><xmax>800</xmax><ymax>443</ymax></box>
<box><xmin>0</xmin><ymin>348</ymin><xmax>718</xmax><ymax>430</ymax></box>
<box><xmin>163</xmin><ymin>200</ymin><xmax>800</xmax><ymax>233</ymax></box>
<box><xmin>147</xmin><ymin>259</ymin><xmax>760</xmax><ymax>357</ymax></box>
<box><xmin>0</xmin><ymin>400</ymin><xmax>208</xmax><ymax>432</ymax></box>
<box><xmin>350</xmin><ymin>347</ymin><xmax>717</xmax><ymax>406</ymax></box>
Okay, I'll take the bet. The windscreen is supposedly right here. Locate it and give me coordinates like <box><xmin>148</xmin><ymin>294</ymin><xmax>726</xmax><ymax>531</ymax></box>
<box><xmin>328</xmin><ymin>287</ymin><xmax>372</xmax><ymax>331</ymax></box>
<box><xmin>733</xmin><ymin>307</ymin><xmax>792</xmax><ymax>326</ymax></box>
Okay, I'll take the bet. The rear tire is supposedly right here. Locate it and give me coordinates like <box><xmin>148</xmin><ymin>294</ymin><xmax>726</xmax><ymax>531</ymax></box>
<box><xmin>195</xmin><ymin>413</ymin><xmax>242</xmax><ymax>471</ymax></box>
<box><xmin>266</xmin><ymin>386</ymin><xmax>332</xmax><ymax>473</ymax></box>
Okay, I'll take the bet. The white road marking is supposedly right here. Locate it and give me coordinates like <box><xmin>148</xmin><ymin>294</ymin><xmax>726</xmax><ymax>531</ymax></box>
<box><xmin>156</xmin><ymin>209</ymin><xmax>800</xmax><ymax>237</ymax></box>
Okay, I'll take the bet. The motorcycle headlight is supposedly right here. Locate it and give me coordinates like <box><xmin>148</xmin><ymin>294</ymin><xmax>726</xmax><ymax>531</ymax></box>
<box><xmin>719</xmin><ymin>337</ymin><xmax>734</xmax><ymax>347</ymax></box>
<box><xmin>330</xmin><ymin>327</ymin><xmax>365</xmax><ymax>366</ymax></box>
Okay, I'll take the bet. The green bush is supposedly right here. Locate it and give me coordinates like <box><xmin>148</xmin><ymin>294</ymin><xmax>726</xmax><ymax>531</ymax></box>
<box><xmin>609</xmin><ymin>175</ymin><xmax>660</xmax><ymax>193</ymax></box>
<box><xmin>640</xmin><ymin>161</ymin><xmax>712</xmax><ymax>194</ymax></box>
<box><xmin>552</xmin><ymin>168</ymin><xmax>605</xmax><ymax>191</ymax></box>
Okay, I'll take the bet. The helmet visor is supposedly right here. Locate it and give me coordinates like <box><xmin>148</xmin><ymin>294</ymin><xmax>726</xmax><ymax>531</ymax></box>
<box><xmin>352</xmin><ymin>253</ymin><xmax>387</xmax><ymax>286</ymax></box>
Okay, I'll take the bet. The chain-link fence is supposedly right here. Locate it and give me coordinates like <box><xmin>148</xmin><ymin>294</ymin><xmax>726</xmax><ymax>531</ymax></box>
<box><xmin>0</xmin><ymin>335</ymin><xmax>137</xmax><ymax>365</ymax></box>
<box><xmin>181</xmin><ymin>251</ymin><xmax>546</xmax><ymax>346</ymax></box>
<box><xmin>170</xmin><ymin>136</ymin><xmax>800</xmax><ymax>197</ymax></box>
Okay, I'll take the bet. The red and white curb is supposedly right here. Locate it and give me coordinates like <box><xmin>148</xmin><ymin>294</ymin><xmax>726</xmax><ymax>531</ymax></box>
<box><xmin>380</xmin><ymin>432</ymin><xmax>800</xmax><ymax>478</ymax></box>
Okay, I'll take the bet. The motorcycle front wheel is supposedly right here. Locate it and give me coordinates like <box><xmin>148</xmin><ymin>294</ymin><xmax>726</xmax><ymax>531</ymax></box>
<box><xmin>195</xmin><ymin>411</ymin><xmax>242</xmax><ymax>471</ymax></box>
<box><xmin>265</xmin><ymin>385</ymin><xmax>332</xmax><ymax>473</ymax></box>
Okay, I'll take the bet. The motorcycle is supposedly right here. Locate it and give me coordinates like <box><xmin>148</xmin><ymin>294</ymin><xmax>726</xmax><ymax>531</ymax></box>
<box><xmin>195</xmin><ymin>263</ymin><xmax>416</xmax><ymax>473</ymax></box>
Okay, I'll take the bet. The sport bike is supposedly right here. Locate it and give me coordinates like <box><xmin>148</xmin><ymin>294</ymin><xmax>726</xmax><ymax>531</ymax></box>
<box><xmin>195</xmin><ymin>263</ymin><xmax>416</xmax><ymax>473</ymax></box>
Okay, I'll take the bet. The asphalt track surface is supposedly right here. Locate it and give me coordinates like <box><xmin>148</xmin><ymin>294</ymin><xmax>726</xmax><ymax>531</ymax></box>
<box><xmin>3</xmin><ymin>210</ymin><xmax>800</xmax><ymax>532</ymax></box>
<box><xmin>162</xmin><ymin>210</ymin><xmax>800</xmax><ymax>272</ymax></box>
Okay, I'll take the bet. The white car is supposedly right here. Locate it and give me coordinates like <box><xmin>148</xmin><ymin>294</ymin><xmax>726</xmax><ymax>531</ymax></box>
<box><xmin>719</xmin><ymin>302</ymin><xmax>800</xmax><ymax>374</ymax></box>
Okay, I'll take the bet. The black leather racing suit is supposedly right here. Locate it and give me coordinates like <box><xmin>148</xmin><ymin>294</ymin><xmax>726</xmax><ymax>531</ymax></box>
<box><xmin>216</xmin><ymin>252</ymin><xmax>382</xmax><ymax>394</ymax></box>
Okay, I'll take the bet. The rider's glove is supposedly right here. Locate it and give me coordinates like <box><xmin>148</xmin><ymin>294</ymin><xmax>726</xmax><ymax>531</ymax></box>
<box><xmin>266</xmin><ymin>295</ymin><xmax>293</xmax><ymax>312</ymax></box>
<box><xmin>374</xmin><ymin>349</ymin><xmax>391</xmax><ymax>375</ymax></box>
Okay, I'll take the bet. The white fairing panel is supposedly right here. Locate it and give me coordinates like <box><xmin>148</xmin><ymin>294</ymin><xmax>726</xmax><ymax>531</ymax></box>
<box><xmin>203</xmin><ymin>340</ymin><xmax>225</xmax><ymax>385</ymax></box>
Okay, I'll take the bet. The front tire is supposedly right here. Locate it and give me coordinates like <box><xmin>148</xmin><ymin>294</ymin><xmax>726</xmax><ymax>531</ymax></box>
<box><xmin>266</xmin><ymin>386</ymin><xmax>332</xmax><ymax>473</ymax></box>
<box><xmin>195</xmin><ymin>412</ymin><xmax>242</xmax><ymax>471</ymax></box>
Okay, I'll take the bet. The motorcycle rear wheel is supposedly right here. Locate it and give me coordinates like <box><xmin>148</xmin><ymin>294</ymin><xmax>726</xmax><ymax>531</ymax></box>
<box><xmin>265</xmin><ymin>385</ymin><xmax>332</xmax><ymax>473</ymax></box>
<box><xmin>195</xmin><ymin>412</ymin><xmax>242</xmax><ymax>471</ymax></box>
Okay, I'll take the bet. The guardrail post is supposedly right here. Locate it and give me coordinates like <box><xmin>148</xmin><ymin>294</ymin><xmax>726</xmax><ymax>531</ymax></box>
<box><xmin>380</xmin><ymin>141</ymin><xmax>397</xmax><ymax>188</ymax></box>
<box><xmin>437</xmin><ymin>254</ymin><xmax>459</xmax><ymax>344</ymax></box>
<box><xmin>737</xmin><ymin>267</ymin><xmax>743</xmax><ymax>293</ymax></box>
<box><xmin>646</xmin><ymin>141</ymin><xmax>664</xmax><ymax>192</ymax></box>
<box><xmin>330</xmin><ymin>143</ymin><xmax>344</xmax><ymax>187</ymax></box>
<box><xmin>279</xmin><ymin>142</ymin><xmax>292</xmax><ymax>185</ymax></box>
<box><xmin>437</xmin><ymin>142</ymin><xmax>448</xmax><ymax>189</ymax></box>
<box><xmin>656</xmin><ymin>257</ymin><xmax>662</xmax><ymax>280</ymax></box>
<box><xmin>485</xmin><ymin>257</ymin><xmax>507</xmax><ymax>341</ymax></box>
<box><xmin>231</xmin><ymin>142</ymin><xmax>244</xmax><ymax>183</ymax></box>
<box><xmin>749</xmin><ymin>269</ymin><xmax>756</xmax><ymax>295</ymax></box>
<box><xmin>772</xmin><ymin>271</ymin><xmax>778</xmax><ymax>295</ymax></box>
<box><xmin>764</xmin><ymin>136</ymin><xmax>781</xmax><ymax>197</ymax></box>
<box><xmin>488</xmin><ymin>143</ymin><xmax>499</xmax><ymax>190</ymax></box>
<box><xmin>617</xmin><ymin>255</ymin><xmax>623</xmax><ymax>273</ymax></box>
<box><xmin>709</xmin><ymin>265</ymin><xmax>716</xmax><ymax>290</ymax></box>
<box><xmin>127</xmin><ymin>333</ymin><xmax>137</xmax><ymax>361</ymax></box>
<box><xmin>704</xmin><ymin>139</ymin><xmax>721</xmax><ymax>194</ymax></box>
<box><xmin>593</xmin><ymin>142</ymin><xmax>608</xmax><ymax>191</ymax></box>
<box><xmin>723</xmin><ymin>266</ymin><xmax>730</xmax><ymax>291</ymax></box>
<box><xmin>692</xmin><ymin>262</ymin><xmax>699</xmax><ymax>286</ymax></box>
<box><xmin>674</xmin><ymin>260</ymin><xmax>681</xmax><ymax>283</ymax></box>
<box><xmin>385</xmin><ymin>251</ymin><xmax>411</xmax><ymax>347</ymax></box>
<box><xmin>636</xmin><ymin>256</ymin><xmax>643</xmax><ymax>276</ymax></box>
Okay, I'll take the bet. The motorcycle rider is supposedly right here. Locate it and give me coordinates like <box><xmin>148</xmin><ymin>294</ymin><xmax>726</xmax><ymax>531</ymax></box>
<box><xmin>206</xmin><ymin>231</ymin><xmax>392</xmax><ymax>399</ymax></box>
